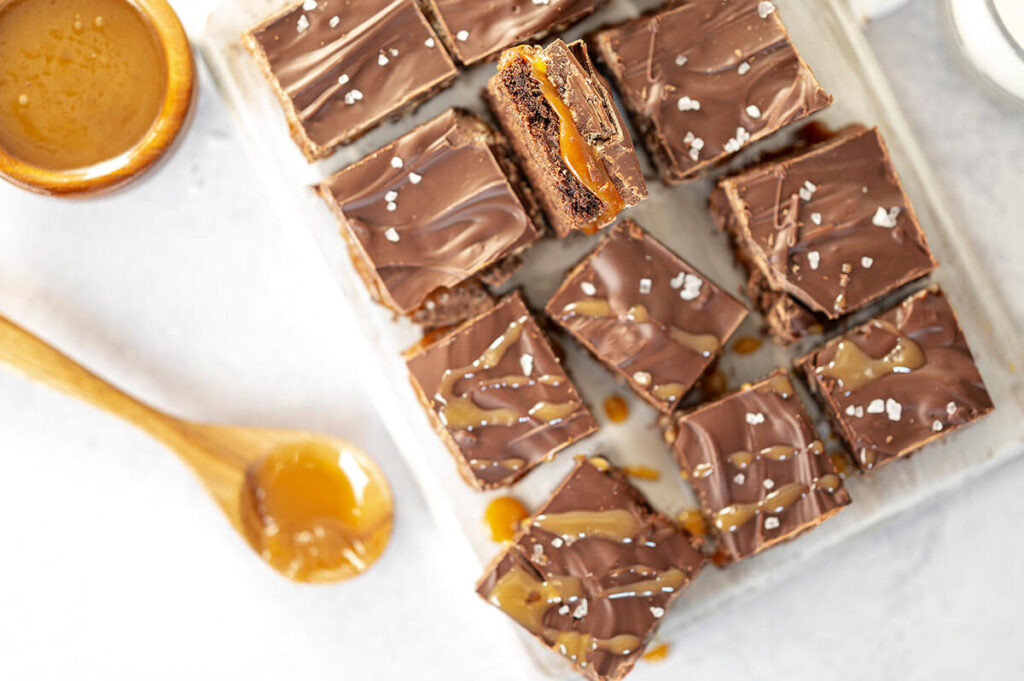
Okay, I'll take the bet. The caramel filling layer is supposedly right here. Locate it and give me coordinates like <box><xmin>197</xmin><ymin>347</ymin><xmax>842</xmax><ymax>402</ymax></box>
<box><xmin>507</xmin><ymin>47</ymin><xmax>624</xmax><ymax>232</ymax></box>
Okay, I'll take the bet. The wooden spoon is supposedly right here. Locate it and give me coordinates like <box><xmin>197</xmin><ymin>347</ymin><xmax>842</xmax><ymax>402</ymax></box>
<box><xmin>0</xmin><ymin>313</ymin><xmax>393</xmax><ymax>583</ymax></box>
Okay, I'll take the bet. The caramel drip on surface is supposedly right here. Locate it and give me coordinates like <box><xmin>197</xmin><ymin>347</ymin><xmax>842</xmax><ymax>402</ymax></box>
<box><xmin>561</xmin><ymin>301</ymin><xmax>719</xmax><ymax>356</ymax></box>
<box><xmin>728</xmin><ymin>445</ymin><xmax>800</xmax><ymax>468</ymax></box>
<box><xmin>470</xmin><ymin>458</ymin><xmax>526</xmax><ymax>472</ymax></box>
<box><xmin>621</xmin><ymin>465</ymin><xmax>661</xmax><ymax>481</ymax></box>
<box><xmin>652</xmin><ymin>383</ymin><xmax>686</xmax><ymax>402</ymax></box>
<box><xmin>692</xmin><ymin>462</ymin><xmax>714</xmax><ymax>479</ymax></box>
<box><xmin>508</xmin><ymin>47</ymin><xmax>624</xmax><ymax>233</ymax></box>
<box><xmin>436</xmin><ymin>315</ymin><xmax>576</xmax><ymax>430</ymax></box>
<box><xmin>643</xmin><ymin>642</ymin><xmax>670</xmax><ymax>663</ymax></box>
<box><xmin>761</xmin><ymin>374</ymin><xmax>795</xmax><ymax>397</ymax></box>
<box><xmin>713</xmin><ymin>482</ymin><xmax>809</xmax><ymax>532</ymax></box>
<box><xmin>533</xmin><ymin>509</ymin><xmax>642</xmax><ymax>541</ymax></box>
<box><xmin>488</xmin><ymin>565</ymin><xmax>640</xmax><ymax>663</ymax></box>
<box><xmin>814</xmin><ymin>474</ymin><xmax>842</xmax><ymax>493</ymax></box>
<box><xmin>603</xmin><ymin>395</ymin><xmax>630</xmax><ymax>423</ymax></box>
<box><xmin>600</xmin><ymin>567</ymin><xmax>685</xmax><ymax>599</ymax></box>
<box><xmin>677</xmin><ymin>510</ymin><xmax>707</xmax><ymax>538</ymax></box>
<box><xmin>818</xmin><ymin>322</ymin><xmax>925</xmax><ymax>391</ymax></box>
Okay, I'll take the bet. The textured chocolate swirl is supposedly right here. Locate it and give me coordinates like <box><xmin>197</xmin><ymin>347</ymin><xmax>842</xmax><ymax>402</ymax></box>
<box><xmin>546</xmin><ymin>219</ymin><xmax>748</xmax><ymax>414</ymax></box>
<box><xmin>423</xmin><ymin>0</ymin><xmax>604</xmax><ymax>65</ymax></box>
<box><xmin>245</xmin><ymin>0</ymin><xmax>457</xmax><ymax>160</ymax></box>
<box><xmin>798</xmin><ymin>287</ymin><xmax>995</xmax><ymax>472</ymax></box>
<box><xmin>477</xmin><ymin>458</ymin><xmax>704</xmax><ymax>681</ymax></box>
<box><xmin>591</xmin><ymin>0</ymin><xmax>832</xmax><ymax>183</ymax></box>
<box><xmin>673</xmin><ymin>368</ymin><xmax>850</xmax><ymax>562</ymax></box>
<box><xmin>711</xmin><ymin>125</ymin><xmax>937</xmax><ymax>328</ymax></box>
<box><xmin>406</xmin><ymin>292</ymin><xmax>597</xmax><ymax>489</ymax></box>
<box><xmin>318</xmin><ymin>109</ymin><xmax>541</xmax><ymax>316</ymax></box>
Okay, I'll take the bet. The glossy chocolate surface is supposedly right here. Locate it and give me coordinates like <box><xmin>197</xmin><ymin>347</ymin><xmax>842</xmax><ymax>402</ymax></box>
<box><xmin>424</xmin><ymin>0</ymin><xmax>603</xmax><ymax>65</ymax></box>
<box><xmin>477</xmin><ymin>458</ymin><xmax>704</xmax><ymax>681</ymax></box>
<box><xmin>406</xmin><ymin>292</ymin><xmax>597</xmax><ymax>489</ymax></box>
<box><xmin>591</xmin><ymin>0</ymin><xmax>831</xmax><ymax>183</ymax></box>
<box><xmin>711</xmin><ymin>126</ymin><xmax>937</xmax><ymax>327</ymax></box>
<box><xmin>673</xmin><ymin>368</ymin><xmax>850</xmax><ymax>562</ymax></box>
<box><xmin>318</xmin><ymin>109</ymin><xmax>541</xmax><ymax>316</ymax></box>
<box><xmin>799</xmin><ymin>287</ymin><xmax>994</xmax><ymax>472</ymax></box>
<box><xmin>246</xmin><ymin>0</ymin><xmax>457</xmax><ymax>159</ymax></box>
<box><xmin>487</xmin><ymin>39</ymin><xmax>647</xmax><ymax>237</ymax></box>
<box><xmin>546</xmin><ymin>219</ymin><xmax>748</xmax><ymax>413</ymax></box>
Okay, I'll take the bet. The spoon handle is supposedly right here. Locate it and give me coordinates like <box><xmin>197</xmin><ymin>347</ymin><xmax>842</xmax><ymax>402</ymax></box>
<box><xmin>0</xmin><ymin>313</ymin><xmax>190</xmax><ymax>449</ymax></box>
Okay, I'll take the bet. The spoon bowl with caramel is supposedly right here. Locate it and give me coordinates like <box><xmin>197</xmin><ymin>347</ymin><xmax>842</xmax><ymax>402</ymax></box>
<box><xmin>0</xmin><ymin>312</ymin><xmax>393</xmax><ymax>583</ymax></box>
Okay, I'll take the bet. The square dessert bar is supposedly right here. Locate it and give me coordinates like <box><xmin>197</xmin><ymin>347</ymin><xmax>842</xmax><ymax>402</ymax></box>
<box><xmin>477</xmin><ymin>457</ymin><xmax>704</xmax><ymax>681</ymax></box>
<box><xmin>244</xmin><ymin>0</ymin><xmax>457</xmax><ymax>161</ymax></box>
<box><xmin>546</xmin><ymin>219</ymin><xmax>748</xmax><ymax>414</ymax></box>
<box><xmin>591</xmin><ymin>0</ymin><xmax>832</xmax><ymax>184</ymax></box>
<box><xmin>318</xmin><ymin>109</ymin><xmax>542</xmax><ymax>327</ymax></box>
<box><xmin>672</xmin><ymin>368</ymin><xmax>851</xmax><ymax>563</ymax></box>
<box><xmin>710</xmin><ymin>125</ymin><xmax>938</xmax><ymax>345</ymax></box>
<box><xmin>406</xmin><ymin>292</ymin><xmax>597</xmax><ymax>489</ymax></box>
<box><xmin>422</xmin><ymin>0</ymin><xmax>606</xmax><ymax>66</ymax></box>
<box><xmin>486</xmin><ymin>39</ymin><xmax>648</xmax><ymax>238</ymax></box>
<box><xmin>798</xmin><ymin>287</ymin><xmax>994</xmax><ymax>472</ymax></box>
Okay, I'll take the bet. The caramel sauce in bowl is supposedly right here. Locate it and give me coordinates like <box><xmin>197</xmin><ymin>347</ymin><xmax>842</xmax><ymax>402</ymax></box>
<box><xmin>0</xmin><ymin>0</ymin><xmax>194</xmax><ymax>196</ymax></box>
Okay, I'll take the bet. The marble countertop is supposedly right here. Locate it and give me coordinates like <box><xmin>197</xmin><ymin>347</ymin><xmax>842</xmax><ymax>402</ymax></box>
<box><xmin>1</xmin><ymin>1</ymin><xmax>1022</xmax><ymax>679</ymax></box>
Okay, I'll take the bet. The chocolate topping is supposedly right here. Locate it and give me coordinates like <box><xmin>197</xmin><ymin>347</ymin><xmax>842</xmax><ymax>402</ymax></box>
<box><xmin>422</xmin><ymin>0</ymin><xmax>604</xmax><ymax>66</ymax></box>
<box><xmin>672</xmin><ymin>368</ymin><xmax>850</xmax><ymax>563</ymax></box>
<box><xmin>711</xmin><ymin>126</ymin><xmax>937</xmax><ymax>340</ymax></box>
<box><xmin>798</xmin><ymin>287</ymin><xmax>995</xmax><ymax>472</ymax></box>
<box><xmin>318</xmin><ymin>109</ymin><xmax>541</xmax><ymax>317</ymax></box>
<box><xmin>406</xmin><ymin>292</ymin><xmax>597</xmax><ymax>489</ymax></box>
<box><xmin>546</xmin><ymin>219</ymin><xmax>748</xmax><ymax>414</ymax></box>
<box><xmin>591</xmin><ymin>0</ymin><xmax>832</xmax><ymax>184</ymax></box>
<box><xmin>477</xmin><ymin>458</ymin><xmax>704</xmax><ymax>681</ymax></box>
<box><xmin>245</xmin><ymin>0</ymin><xmax>457</xmax><ymax>160</ymax></box>
<box><xmin>487</xmin><ymin>39</ymin><xmax>647</xmax><ymax>237</ymax></box>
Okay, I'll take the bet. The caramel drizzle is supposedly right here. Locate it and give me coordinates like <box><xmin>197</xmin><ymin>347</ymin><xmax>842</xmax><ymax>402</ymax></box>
<box><xmin>817</xmin><ymin>321</ymin><xmax>925</xmax><ymax>391</ymax></box>
<box><xmin>652</xmin><ymin>382</ymin><xmax>686</xmax><ymax>402</ymax></box>
<box><xmin>600</xmin><ymin>567</ymin><xmax>685</xmax><ymax>599</ymax></box>
<box><xmin>532</xmin><ymin>509</ymin><xmax>642</xmax><ymax>542</ymax></box>
<box><xmin>507</xmin><ymin>46</ymin><xmax>623</xmax><ymax>233</ymax></box>
<box><xmin>727</xmin><ymin>443</ymin><xmax>819</xmax><ymax>469</ymax></box>
<box><xmin>478</xmin><ymin>374</ymin><xmax>564</xmax><ymax>390</ymax></box>
<box><xmin>560</xmin><ymin>300</ymin><xmax>720</xmax><ymax>357</ymax></box>
<box><xmin>758</xmin><ymin>373</ymin><xmax>795</xmax><ymax>398</ymax></box>
<box><xmin>488</xmin><ymin>565</ymin><xmax>642</xmax><ymax>663</ymax></box>
<box><xmin>435</xmin><ymin>315</ymin><xmax>578</xmax><ymax>430</ymax></box>
<box><xmin>713</xmin><ymin>474</ymin><xmax>843</xmax><ymax>532</ymax></box>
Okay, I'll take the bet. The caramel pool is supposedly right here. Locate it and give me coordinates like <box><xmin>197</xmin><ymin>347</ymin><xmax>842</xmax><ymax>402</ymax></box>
<box><xmin>0</xmin><ymin>0</ymin><xmax>168</xmax><ymax>171</ymax></box>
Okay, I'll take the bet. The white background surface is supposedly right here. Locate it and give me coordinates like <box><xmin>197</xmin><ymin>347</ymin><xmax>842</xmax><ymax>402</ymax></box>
<box><xmin>1</xmin><ymin>1</ymin><xmax>1022</xmax><ymax>679</ymax></box>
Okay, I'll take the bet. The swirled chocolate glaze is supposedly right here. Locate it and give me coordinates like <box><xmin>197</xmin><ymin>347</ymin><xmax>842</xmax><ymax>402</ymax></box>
<box><xmin>318</xmin><ymin>109</ymin><xmax>541</xmax><ymax>317</ymax></box>
<box><xmin>710</xmin><ymin>125</ymin><xmax>937</xmax><ymax>339</ymax></box>
<box><xmin>245</xmin><ymin>0</ymin><xmax>457</xmax><ymax>160</ymax></box>
<box><xmin>672</xmin><ymin>368</ymin><xmax>850</xmax><ymax>562</ymax></box>
<box><xmin>591</xmin><ymin>0</ymin><xmax>831</xmax><ymax>184</ymax></box>
<box><xmin>487</xmin><ymin>39</ymin><xmax>647</xmax><ymax>237</ymax></box>
<box><xmin>423</xmin><ymin>0</ymin><xmax>604</xmax><ymax>66</ymax></box>
<box><xmin>477</xmin><ymin>458</ymin><xmax>704</xmax><ymax>681</ymax></box>
<box><xmin>545</xmin><ymin>219</ymin><xmax>748</xmax><ymax>414</ymax></box>
<box><xmin>798</xmin><ymin>287</ymin><xmax>994</xmax><ymax>472</ymax></box>
<box><xmin>406</xmin><ymin>292</ymin><xmax>597</xmax><ymax>489</ymax></box>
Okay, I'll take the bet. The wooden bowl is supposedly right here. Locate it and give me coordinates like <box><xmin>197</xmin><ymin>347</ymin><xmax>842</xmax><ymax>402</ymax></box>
<box><xmin>0</xmin><ymin>0</ymin><xmax>195</xmax><ymax>197</ymax></box>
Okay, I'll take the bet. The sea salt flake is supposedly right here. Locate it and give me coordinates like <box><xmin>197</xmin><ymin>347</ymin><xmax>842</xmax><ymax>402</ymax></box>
<box><xmin>746</xmin><ymin>104</ymin><xmax>762</xmax><ymax>119</ymax></box>
<box><xmin>533</xmin><ymin>0</ymin><xmax>551</xmax><ymax>4</ymax></box>
<box><xmin>675</xmin><ymin>55</ymin><xmax>688</xmax><ymax>66</ymax></box>
<box><xmin>764</xmin><ymin>478</ymin><xmax>775</xmax><ymax>490</ymax></box>
<box><xmin>343</xmin><ymin>89</ymin><xmax>363</xmax><ymax>105</ymax></box>
<box><xmin>384</xmin><ymin>190</ymin><xmax>398</xmax><ymax>202</ymax></box>
<box><xmin>329</xmin><ymin>15</ymin><xmax>340</xmax><ymax>28</ymax></box>
<box><xmin>811</xmin><ymin>213</ymin><xmax>822</xmax><ymax>225</ymax></box>
<box><xmin>302</xmin><ymin>0</ymin><xmax>317</xmax><ymax>10</ymax></box>
<box><xmin>932</xmin><ymin>420</ymin><xmax>944</xmax><ymax>432</ymax></box>
<box><xmin>390</xmin><ymin>48</ymin><xmax>400</xmax><ymax>57</ymax></box>
<box><xmin>386</xmin><ymin>202</ymin><xmax>397</xmax><ymax>212</ymax></box>
<box><xmin>384</xmin><ymin>227</ymin><xmax>400</xmax><ymax>242</ymax></box>
<box><xmin>533</xmin><ymin>544</ymin><xmax>544</xmax><ymax>555</ymax></box>
<box><xmin>734</xmin><ymin>473</ymin><xmax>746</xmax><ymax>485</ymax></box>
<box><xmin>558</xmin><ymin>605</ymin><xmax>570</xmax><ymax>615</ymax></box>
<box><xmin>551</xmin><ymin>537</ymin><xmax>563</xmax><ymax>548</ymax></box>
<box><xmin>872</xmin><ymin>206</ymin><xmax>900</xmax><ymax>228</ymax></box>
<box><xmin>573</xmin><ymin>599</ymin><xmax>588</xmax><ymax>619</ymax></box>
<box><xmin>639</xmin><ymin>278</ymin><xmax>652</xmax><ymax>294</ymax></box>
<box><xmin>650</xmin><ymin>606</ymin><xmax>665</xmax><ymax>618</ymax></box>
<box><xmin>337</xmin><ymin>73</ymin><xmax>349</xmax><ymax>85</ymax></box>
<box><xmin>764</xmin><ymin>516</ymin><xmax>781</xmax><ymax>530</ymax></box>
<box><xmin>456</xmin><ymin>30</ymin><xmax>469</xmax><ymax>41</ymax></box>
<box><xmin>391</xmin><ymin>156</ymin><xmax>404</xmax><ymax>169</ymax></box>
<box><xmin>633</xmin><ymin>371</ymin><xmax>652</xmax><ymax>387</ymax></box>
<box><xmin>378</xmin><ymin>53</ymin><xmax>389</xmax><ymax>66</ymax></box>
<box><xmin>520</xmin><ymin>353</ymin><xmax>534</xmax><ymax>377</ymax></box>
<box><xmin>745</xmin><ymin>412</ymin><xmax>766</xmax><ymax>425</ymax></box>
<box><xmin>581</xmin><ymin>281</ymin><xmax>597</xmax><ymax>296</ymax></box>
<box><xmin>946</xmin><ymin>401</ymin><xmax>957</xmax><ymax>415</ymax></box>
<box><xmin>425</xmin><ymin>37</ymin><xmax>435</xmax><ymax>48</ymax></box>
<box><xmin>867</xmin><ymin>399</ymin><xmax>885</xmax><ymax>414</ymax></box>
<box><xmin>738</xmin><ymin>61</ymin><xmax>751</xmax><ymax>75</ymax></box>
<box><xmin>679</xmin><ymin>274</ymin><xmax>703</xmax><ymax>301</ymax></box>
<box><xmin>886</xmin><ymin>398</ymin><xmax>902</xmax><ymax>421</ymax></box>
<box><xmin>808</xmin><ymin>251</ymin><xmax>821</xmax><ymax>270</ymax></box>
<box><xmin>670</xmin><ymin>272</ymin><xmax>686</xmax><ymax>289</ymax></box>
<box><xmin>861</xmin><ymin>256</ymin><xmax>874</xmax><ymax>269</ymax></box>
<box><xmin>677</xmin><ymin>96</ymin><xmax>701</xmax><ymax>112</ymax></box>
<box><xmin>758</xmin><ymin>1</ymin><xmax>776</xmax><ymax>18</ymax></box>
<box><xmin>296</xmin><ymin>14</ymin><xmax>310</xmax><ymax>32</ymax></box>
<box><xmin>799</xmin><ymin>180</ymin><xmax>818</xmax><ymax>202</ymax></box>
<box><xmin>724</xmin><ymin>127</ymin><xmax>751</xmax><ymax>153</ymax></box>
